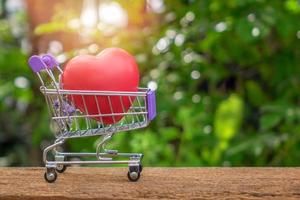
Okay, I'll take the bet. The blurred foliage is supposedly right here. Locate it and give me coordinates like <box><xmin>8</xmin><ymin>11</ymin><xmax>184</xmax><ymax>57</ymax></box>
<box><xmin>0</xmin><ymin>0</ymin><xmax>33</xmax><ymax>166</ymax></box>
<box><xmin>1</xmin><ymin>0</ymin><xmax>300</xmax><ymax>167</ymax></box>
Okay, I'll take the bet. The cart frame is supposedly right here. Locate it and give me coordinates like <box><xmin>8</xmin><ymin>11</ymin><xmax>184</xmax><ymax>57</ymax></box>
<box><xmin>28</xmin><ymin>54</ymin><xmax>156</xmax><ymax>183</ymax></box>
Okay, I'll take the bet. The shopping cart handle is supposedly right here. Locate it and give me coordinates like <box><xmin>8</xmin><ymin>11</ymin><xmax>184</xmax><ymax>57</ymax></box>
<box><xmin>28</xmin><ymin>54</ymin><xmax>59</xmax><ymax>73</ymax></box>
<box><xmin>147</xmin><ymin>89</ymin><xmax>157</xmax><ymax>121</ymax></box>
<box><xmin>41</xmin><ymin>54</ymin><xmax>59</xmax><ymax>69</ymax></box>
<box><xmin>28</xmin><ymin>55</ymin><xmax>48</xmax><ymax>73</ymax></box>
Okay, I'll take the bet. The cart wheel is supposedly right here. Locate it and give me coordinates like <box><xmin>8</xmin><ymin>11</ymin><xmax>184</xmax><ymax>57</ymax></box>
<box><xmin>127</xmin><ymin>171</ymin><xmax>140</xmax><ymax>182</ymax></box>
<box><xmin>44</xmin><ymin>169</ymin><xmax>57</xmax><ymax>183</ymax></box>
<box><xmin>56</xmin><ymin>164</ymin><xmax>67</xmax><ymax>173</ymax></box>
<box><xmin>139</xmin><ymin>164</ymin><xmax>143</xmax><ymax>173</ymax></box>
<box><xmin>128</xmin><ymin>165</ymin><xmax>141</xmax><ymax>182</ymax></box>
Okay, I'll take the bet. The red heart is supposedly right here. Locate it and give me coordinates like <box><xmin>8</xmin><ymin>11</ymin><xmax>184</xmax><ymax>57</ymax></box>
<box><xmin>62</xmin><ymin>48</ymin><xmax>139</xmax><ymax>124</ymax></box>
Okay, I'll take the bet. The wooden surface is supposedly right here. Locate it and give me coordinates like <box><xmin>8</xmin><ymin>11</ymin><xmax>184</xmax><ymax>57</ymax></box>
<box><xmin>0</xmin><ymin>167</ymin><xmax>299</xmax><ymax>199</ymax></box>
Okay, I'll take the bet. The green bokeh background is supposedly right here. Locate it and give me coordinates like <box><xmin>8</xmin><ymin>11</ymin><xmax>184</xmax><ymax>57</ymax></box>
<box><xmin>1</xmin><ymin>0</ymin><xmax>300</xmax><ymax>167</ymax></box>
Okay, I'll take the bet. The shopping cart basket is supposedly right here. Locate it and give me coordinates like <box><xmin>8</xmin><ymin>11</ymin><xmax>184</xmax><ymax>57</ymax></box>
<box><xmin>28</xmin><ymin>54</ymin><xmax>156</xmax><ymax>183</ymax></box>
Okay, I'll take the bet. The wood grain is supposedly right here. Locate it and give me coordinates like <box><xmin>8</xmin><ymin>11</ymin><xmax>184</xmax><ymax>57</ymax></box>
<box><xmin>0</xmin><ymin>167</ymin><xmax>299</xmax><ymax>199</ymax></box>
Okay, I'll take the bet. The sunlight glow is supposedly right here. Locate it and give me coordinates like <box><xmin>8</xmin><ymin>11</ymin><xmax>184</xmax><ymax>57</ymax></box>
<box><xmin>215</xmin><ymin>22</ymin><xmax>227</xmax><ymax>32</ymax></box>
<box><xmin>174</xmin><ymin>34</ymin><xmax>185</xmax><ymax>46</ymax></box>
<box><xmin>80</xmin><ymin>0</ymin><xmax>98</xmax><ymax>28</ymax></box>
<box><xmin>68</xmin><ymin>18</ymin><xmax>81</xmax><ymax>29</ymax></box>
<box><xmin>247</xmin><ymin>13</ymin><xmax>256</xmax><ymax>22</ymax></box>
<box><xmin>191</xmin><ymin>70</ymin><xmax>201</xmax><ymax>79</ymax></box>
<box><xmin>173</xmin><ymin>91</ymin><xmax>183</xmax><ymax>100</ymax></box>
<box><xmin>156</xmin><ymin>37</ymin><xmax>169</xmax><ymax>52</ymax></box>
<box><xmin>203</xmin><ymin>125</ymin><xmax>212</xmax><ymax>134</ymax></box>
<box><xmin>147</xmin><ymin>0</ymin><xmax>165</xmax><ymax>13</ymax></box>
<box><xmin>48</xmin><ymin>40</ymin><xmax>63</xmax><ymax>54</ymax></box>
<box><xmin>147</xmin><ymin>81</ymin><xmax>158</xmax><ymax>91</ymax></box>
<box><xmin>98</xmin><ymin>2</ymin><xmax>128</xmax><ymax>28</ymax></box>
<box><xmin>14</xmin><ymin>76</ymin><xmax>29</xmax><ymax>89</ymax></box>
<box><xmin>56</xmin><ymin>53</ymin><xmax>67</xmax><ymax>63</ymax></box>
<box><xmin>252</xmin><ymin>27</ymin><xmax>260</xmax><ymax>37</ymax></box>
<box><xmin>192</xmin><ymin>94</ymin><xmax>201</xmax><ymax>103</ymax></box>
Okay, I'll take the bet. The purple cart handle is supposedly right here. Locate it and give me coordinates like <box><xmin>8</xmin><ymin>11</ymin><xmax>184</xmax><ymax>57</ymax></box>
<box><xmin>42</xmin><ymin>54</ymin><xmax>59</xmax><ymax>69</ymax></box>
<box><xmin>28</xmin><ymin>55</ymin><xmax>48</xmax><ymax>73</ymax></box>
<box><xmin>28</xmin><ymin>54</ymin><xmax>59</xmax><ymax>73</ymax></box>
<box><xmin>147</xmin><ymin>89</ymin><xmax>157</xmax><ymax>121</ymax></box>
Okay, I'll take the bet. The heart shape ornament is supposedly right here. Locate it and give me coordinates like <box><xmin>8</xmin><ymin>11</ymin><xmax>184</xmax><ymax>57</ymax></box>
<box><xmin>62</xmin><ymin>48</ymin><xmax>139</xmax><ymax>124</ymax></box>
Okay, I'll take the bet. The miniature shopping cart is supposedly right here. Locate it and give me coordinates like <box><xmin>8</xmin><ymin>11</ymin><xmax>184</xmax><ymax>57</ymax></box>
<box><xmin>28</xmin><ymin>54</ymin><xmax>156</xmax><ymax>183</ymax></box>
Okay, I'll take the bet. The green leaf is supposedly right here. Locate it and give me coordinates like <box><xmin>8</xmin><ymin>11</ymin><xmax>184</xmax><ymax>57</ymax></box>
<box><xmin>260</xmin><ymin>113</ymin><xmax>282</xmax><ymax>131</ymax></box>
<box><xmin>235</xmin><ymin>18</ymin><xmax>254</xmax><ymax>42</ymax></box>
<box><xmin>285</xmin><ymin>0</ymin><xmax>300</xmax><ymax>13</ymax></box>
<box><xmin>34</xmin><ymin>22</ymin><xmax>69</xmax><ymax>35</ymax></box>
<box><xmin>160</xmin><ymin>127</ymin><xmax>180</xmax><ymax>141</ymax></box>
<box><xmin>214</xmin><ymin>94</ymin><xmax>244</xmax><ymax>141</ymax></box>
<box><xmin>246</xmin><ymin>81</ymin><xmax>267</xmax><ymax>106</ymax></box>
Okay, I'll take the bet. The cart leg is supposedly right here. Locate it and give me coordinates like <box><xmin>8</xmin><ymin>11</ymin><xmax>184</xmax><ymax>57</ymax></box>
<box><xmin>43</xmin><ymin>139</ymin><xmax>65</xmax><ymax>183</ymax></box>
<box><xmin>55</xmin><ymin>155</ymin><xmax>67</xmax><ymax>173</ymax></box>
<box><xmin>43</xmin><ymin>139</ymin><xmax>65</xmax><ymax>164</ymax></box>
<box><xmin>96</xmin><ymin>133</ymin><xmax>117</xmax><ymax>160</ymax></box>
